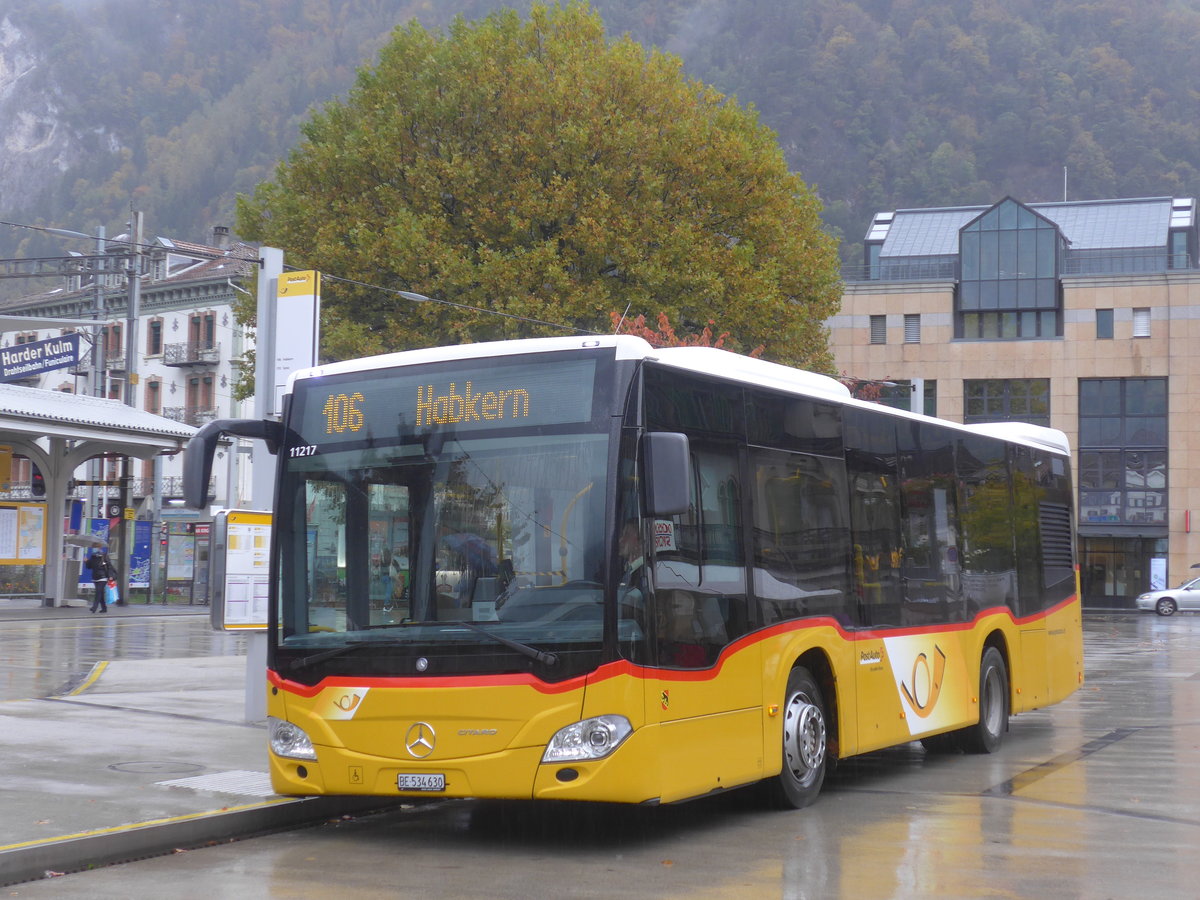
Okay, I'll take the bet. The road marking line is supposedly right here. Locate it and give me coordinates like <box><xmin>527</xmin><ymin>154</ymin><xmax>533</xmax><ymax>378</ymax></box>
<box><xmin>0</xmin><ymin>798</ymin><xmax>296</xmax><ymax>852</ymax></box>
<box><xmin>59</xmin><ymin>659</ymin><xmax>109</xmax><ymax>696</ymax></box>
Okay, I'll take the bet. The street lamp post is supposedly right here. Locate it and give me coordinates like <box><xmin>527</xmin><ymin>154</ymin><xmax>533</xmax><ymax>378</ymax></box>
<box><xmin>114</xmin><ymin>210</ymin><xmax>143</xmax><ymax>605</ymax></box>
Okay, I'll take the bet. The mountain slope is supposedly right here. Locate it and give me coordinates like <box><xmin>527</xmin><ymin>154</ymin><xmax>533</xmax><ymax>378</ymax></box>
<box><xmin>2</xmin><ymin>0</ymin><xmax>1199</xmax><ymax>267</ymax></box>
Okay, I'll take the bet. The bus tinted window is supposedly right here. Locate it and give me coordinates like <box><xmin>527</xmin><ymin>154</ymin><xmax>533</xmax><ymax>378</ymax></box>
<box><xmin>1010</xmin><ymin>444</ymin><xmax>1043</xmax><ymax>617</ymax></box>
<box><xmin>746</xmin><ymin>392</ymin><xmax>842</xmax><ymax>457</ymax></box>
<box><xmin>751</xmin><ymin>449</ymin><xmax>852</xmax><ymax>624</ymax></box>
<box><xmin>844</xmin><ymin>408</ymin><xmax>903</xmax><ymax>627</ymax></box>
<box><xmin>652</xmin><ymin>444</ymin><xmax>750</xmax><ymax>668</ymax></box>
<box><xmin>897</xmin><ymin>420</ymin><xmax>963</xmax><ymax>624</ymax></box>
<box><xmin>644</xmin><ymin>369</ymin><xmax>742</xmax><ymax>436</ymax></box>
<box><xmin>957</xmin><ymin>434</ymin><xmax>1016</xmax><ymax>618</ymax></box>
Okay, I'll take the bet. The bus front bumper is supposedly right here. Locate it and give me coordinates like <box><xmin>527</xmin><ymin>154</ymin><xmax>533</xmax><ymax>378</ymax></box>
<box><xmin>269</xmin><ymin>726</ymin><xmax>664</xmax><ymax>804</ymax></box>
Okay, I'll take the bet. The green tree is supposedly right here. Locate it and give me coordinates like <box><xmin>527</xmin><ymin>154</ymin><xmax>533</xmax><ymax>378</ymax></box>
<box><xmin>236</xmin><ymin>1</ymin><xmax>841</xmax><ymax>371</ymax></box>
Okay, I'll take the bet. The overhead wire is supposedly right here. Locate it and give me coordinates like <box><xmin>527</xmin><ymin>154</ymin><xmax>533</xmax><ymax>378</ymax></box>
<box><xmin>2</xmin><ymin>218</ymin><xmax>616</xmax><ymax>336</ymax></box>
<box><xmin>317</xmin><ymin>271</ymin><xmax>603</xmax><ymax>336</ymax></box>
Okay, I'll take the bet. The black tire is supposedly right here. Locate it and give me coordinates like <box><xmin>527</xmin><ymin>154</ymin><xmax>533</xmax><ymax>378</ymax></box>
<box><xmin>961</xmin><ymin>646</ymin><xmax>1008</xmax><ymax>754</ymax></box>
<box><xmin>764</xmin><ymin>666</ymin><xmax>828</xmax><ymax>809</ymax></box>
<box><xmin>1156</xmin><ymin>597</ymin><xmax>1178</xmax><ymax>616</ymax></box>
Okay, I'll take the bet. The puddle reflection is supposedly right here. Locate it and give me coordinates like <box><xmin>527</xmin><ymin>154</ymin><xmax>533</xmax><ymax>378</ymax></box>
<box><xmin>0</xmin><ymin>616</ymin><xmax>246</xmax><ymax>701</ymax></box>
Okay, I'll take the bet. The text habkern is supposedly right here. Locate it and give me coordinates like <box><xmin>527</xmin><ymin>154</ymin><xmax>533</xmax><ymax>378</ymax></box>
<box><xmin>416</xmin><ymin>382</ymin><xmax>531</xmax><ymax>426</ymax></box>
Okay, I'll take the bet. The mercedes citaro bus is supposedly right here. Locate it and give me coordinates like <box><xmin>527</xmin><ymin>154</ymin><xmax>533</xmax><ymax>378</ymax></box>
<box><xmin>185</xmin><ymin>335</ymin><xmax>1082</xmax><ymax>808</ymax></box>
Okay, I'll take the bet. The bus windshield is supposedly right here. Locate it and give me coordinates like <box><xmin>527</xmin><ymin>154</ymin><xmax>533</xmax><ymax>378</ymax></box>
<box><xmin>273</xmin><ymin>351</ymin><xmax>622</xmax><ymax>675</ymax></box>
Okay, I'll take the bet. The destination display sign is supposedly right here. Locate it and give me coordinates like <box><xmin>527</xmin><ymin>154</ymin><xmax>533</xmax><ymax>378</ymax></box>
<box><xmin>0</xmin><ymin>334</ymin><xmax>81</xmax><ymax>383</ymax></box>
<box><xmin>290</xmin><ymin>357</ymin><xmax>598</xmax><ymax>451</ymax></box>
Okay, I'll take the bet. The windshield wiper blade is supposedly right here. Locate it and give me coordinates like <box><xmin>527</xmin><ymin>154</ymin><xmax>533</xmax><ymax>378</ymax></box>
<box><xmin>289</xmin><ymin>639</ymin><xmax>411</xmax><ymax>671</ymax></box>
<box><xmin>290</xmin><ymin>624</ymin><xmax>558</xmax><ymax>670</ymax></box>
<box><xmin>444</xmin><ymin>620</ymin><xmax>558</xmax><ymax>666</ymax></box>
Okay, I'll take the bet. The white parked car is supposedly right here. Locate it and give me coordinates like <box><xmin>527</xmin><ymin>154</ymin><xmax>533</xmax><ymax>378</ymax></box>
<box><xmin>1136</xmin><ymin>577</ymin><xmax>1200</xmax><ymax>616</ymax></box>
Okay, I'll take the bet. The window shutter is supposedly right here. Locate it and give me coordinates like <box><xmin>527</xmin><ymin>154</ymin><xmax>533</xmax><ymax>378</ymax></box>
<box><xmin>904</xmin><ymin>314</ymin><xmax>921</xmax><ymax>343</ymax></box>
<box><xmin>870</xmin><ymin>315</ymin><xmax>887</xmax><ymax>344</ymax></box>
<box><xmin>1132</xmin><ymin>308</ymin><xmax>1151</xmax><ymax>338</ymax></box>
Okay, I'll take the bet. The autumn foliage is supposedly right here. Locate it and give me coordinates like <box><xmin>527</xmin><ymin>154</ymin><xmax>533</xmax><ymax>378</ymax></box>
<box><xmin>237</xmin><ymin>2</ymin><xmax>840</xmax><ymax>371</ymax></box>
<box><xmin>611</xmin><ymin>311</ymin><xmax>764</xmax><ymax>357</ymax></box>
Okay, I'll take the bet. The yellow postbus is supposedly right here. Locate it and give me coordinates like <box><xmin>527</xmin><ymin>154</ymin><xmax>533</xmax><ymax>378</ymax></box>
<box><xmin>185</xmin><ymin>335</ymin><xmax>1082</xmax><ymax>808</ymax></box>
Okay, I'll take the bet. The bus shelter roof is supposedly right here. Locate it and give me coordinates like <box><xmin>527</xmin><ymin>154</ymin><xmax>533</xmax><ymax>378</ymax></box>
<box><xmin>0</xmin><ymin>383</ymin><xmax>198</xmax><ymax>608</ymax></box>
<box><xmin>0</xmin><ymin>382</ymin><xmax>195</xmax><ymax>457</ymax></box>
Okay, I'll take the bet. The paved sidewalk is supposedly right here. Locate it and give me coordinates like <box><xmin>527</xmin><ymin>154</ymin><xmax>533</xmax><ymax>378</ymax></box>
<box><xmin>0</xmin><ymin>594</ymin><xmax>213</xmax><ymax>620</ymax></box>
<box><xmin>0</xmin><ymin>599</ymin><xmax>398</xmax><ymax>887</ymax></box>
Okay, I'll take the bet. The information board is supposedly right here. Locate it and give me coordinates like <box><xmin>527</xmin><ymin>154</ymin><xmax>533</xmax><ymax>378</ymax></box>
<box><xmin>0</xmin><ymin>503</ymin><xmax>45</xmax><ymax>565</ymax></box>
<box><xmin>210</xmin><ymin>509</ymin><xmax>272</xmax><ymax>631</ymax></box>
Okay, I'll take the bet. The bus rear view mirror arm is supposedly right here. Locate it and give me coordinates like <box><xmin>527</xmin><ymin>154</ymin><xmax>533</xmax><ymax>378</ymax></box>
<box><xmin>643</xmin><ymin>431</ymin><xmax>691</xmax><ymax>517</ymax></box>
<box><xmin>183</xmin><ymin>418</ymin><xmax>283</xmax><ymax>510</ymax></box>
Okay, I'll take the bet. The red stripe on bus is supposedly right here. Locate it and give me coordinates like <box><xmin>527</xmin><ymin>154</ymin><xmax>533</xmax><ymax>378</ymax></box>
<box><xmin>269</xmin><ymin>594</ymin><xmax>1078</xmax><ymax>695</ymax></box>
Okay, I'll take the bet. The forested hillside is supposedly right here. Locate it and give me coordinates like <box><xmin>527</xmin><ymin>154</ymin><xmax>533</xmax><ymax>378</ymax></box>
<box><xmin>3</xmin><ymin>0</ymin><xmax>1199</xmax><ymax>266</ymax></box>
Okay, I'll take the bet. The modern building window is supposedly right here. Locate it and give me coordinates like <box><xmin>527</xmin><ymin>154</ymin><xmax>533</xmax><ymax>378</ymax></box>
<box><xmin>956</xmin><ymin>198</ymin><xmax>1064</xmax><ymax>340</ymax></box>
<box><xmin>1078</xmin><ymin>378</ymin><xmax>1168</xmax><ymax>526</ymax></box>
<box><xmin>920</xmin><ymin>380</ymin><xmax>937</xmax><ymax>417</ymax></box>
<box><xmin>869</xmin><ymin>315</ymin><xmax>887</xmax><ymax>344</ymax></box>
<box><xmin>903</xmin><ymin>314</ymin><xmax>920</xmax><ymax>343</ymax></box>
<box><xmin>963</xmin><ymin>379</ymin><xmax>1050</xmax><ymax>426</ymax></box>
<box><xmin>1096</xmin><ymin>309</ymin><xmax>1114</xmax><ymax>339</ymax></box>
<box><xmin>1169</xmin><ymin>222</ymin><xmax>1190</xmax><ymax>269</ymax></box>
<box><xmin>866</xmin><ymin>242</ymin><xmax>882</xmax><ymax>279</ymax></box>
<box><xmin>1132</xmin><ymin>308</ymin><xmax>1151</xmax><ymax>338</ymax></box>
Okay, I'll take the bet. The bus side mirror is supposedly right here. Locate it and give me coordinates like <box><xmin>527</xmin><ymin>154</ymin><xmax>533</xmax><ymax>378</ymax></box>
<box><xmin>642</xmin><ymin>432</ymin><xmax>691</xmax><ymax>517</ymax></box>
<box><xmin>183</xmin><ymin>418</ymin><xmax>283</xmax><ymax>510</ymax></box>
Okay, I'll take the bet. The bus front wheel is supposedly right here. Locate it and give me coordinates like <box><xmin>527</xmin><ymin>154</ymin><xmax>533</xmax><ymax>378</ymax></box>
<box><xmin>765</xmin><ymin>666</ymin><xmax>827</xmax><ymax>809</ymax></box>
<box><xmin>961</xmin><ymin>646</ymin><xmax>1008</xmax><ymax>754</ymax></box>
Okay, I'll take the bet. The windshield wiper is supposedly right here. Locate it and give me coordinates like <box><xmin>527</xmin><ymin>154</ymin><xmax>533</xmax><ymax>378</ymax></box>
<box><xmin>289</xmin><ymin>639</ymin><xmax>409</xmax><ymax>671</ymax></box>
<box><xmin>443</xmin><ymin>620</ymin><xmax>559</xmax><ymax>666</ymax></box>
<box><xmin>290</xmin><ymin>624</ymin><xmax>558</xmax><ymax>670</ymax></box>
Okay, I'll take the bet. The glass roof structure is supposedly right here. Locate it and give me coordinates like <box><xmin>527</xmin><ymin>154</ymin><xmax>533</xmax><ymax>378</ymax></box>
<box><xmin>871</xmin><ymin>197</ymin><xmax>1192</xmax><ymax>260</ymax></box>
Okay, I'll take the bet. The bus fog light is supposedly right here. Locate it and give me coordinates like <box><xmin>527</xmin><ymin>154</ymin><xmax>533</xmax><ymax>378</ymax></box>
<box><xmin>543</xmin><ymin>715</ymin><xmax>632</xmax><ymax>762</ymax></box>
<box><xmin>269</xmin><ymin>716</ymin><xmax>317</xmax><ymax>760</ymax></box>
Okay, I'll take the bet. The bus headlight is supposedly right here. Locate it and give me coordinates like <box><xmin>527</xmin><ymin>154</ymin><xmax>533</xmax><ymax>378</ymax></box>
<box><xmin>543</xmin><ymin>715</ymin><xmax>632</xmax><ymax>762</ymax></box>
<box><xmin>269</xmin><ymin>716</ymin><xmax>317</xmax><ymax>760</ymax></box>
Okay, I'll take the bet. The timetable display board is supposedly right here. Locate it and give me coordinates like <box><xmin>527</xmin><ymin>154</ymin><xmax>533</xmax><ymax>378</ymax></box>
<box><xmin>210</xmin><ymin>509</ymin><xmax>272</xmax><ymax>631</ymax></box>
<box><xmin>0</xmin><ymin>503</ymin><xmax>45</xmax><ymax>565</ymax></box>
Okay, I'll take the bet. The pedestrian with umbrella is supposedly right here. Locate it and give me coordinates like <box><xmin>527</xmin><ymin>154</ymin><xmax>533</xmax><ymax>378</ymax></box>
<box><xmin>86</xmin><ymin>545</ymin><xmax>117</xmax><ymax>614</ymax></box>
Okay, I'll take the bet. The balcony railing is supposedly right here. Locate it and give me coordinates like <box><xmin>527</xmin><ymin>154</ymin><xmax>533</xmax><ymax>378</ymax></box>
<box><xmin>163</xmin><ymin>341</ymin><xmax>220</xmax><ymax>366</ymax></box>
<box><xmin>67</xmin><ymin>349</ymin><xmax>93</xmax><ymax>378</ymax></box>
<box><xmin>0</xmin><ymin>476</ymin><xmax>212</xmax><ymax>502</ymax></box>
<box><xmin>161</xmin><ymin>406</ymin><xmax>219</xmax><ymax>427</ymax></box>
<box><xmin>840</xmin><ymin>259</ymin><xmax>957</xmax><ymax>283</ymax></box>
<box><xmin>842</xmin><ymin>251</ymin><xmax>1197</xmax><ymax>283</ymax></box>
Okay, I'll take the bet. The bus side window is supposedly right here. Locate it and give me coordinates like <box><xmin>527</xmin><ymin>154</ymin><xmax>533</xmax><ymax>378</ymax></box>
<box><xmin>845</xmin><ymin>408</ymin><xmax>903</xmax><ymax>628</ymax></box>
<box><xmin>750</xmin><ymin>449</ymin><xmax>852</xmax><ymax>625</ymax></box>
<box><xmin>898</xmin><ymin>420</ymin><xmax>963</xmax><ymax>624</ymax></box>
<box><xmin>651</xmin><ymin>445</ymin><xmax>749</xmax><ymax>667</ymax></box>
<box><xmin>957</xmin><ymin>434</ymin><xmax>1016</xmax><ymax>618</ymax></box>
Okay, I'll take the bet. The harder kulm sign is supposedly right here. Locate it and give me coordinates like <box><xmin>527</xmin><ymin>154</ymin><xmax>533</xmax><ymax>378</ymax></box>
<box><xmin>0</xmin><ymin>334</ymin><xmax>81</xmax><ymax>382</ymax></box>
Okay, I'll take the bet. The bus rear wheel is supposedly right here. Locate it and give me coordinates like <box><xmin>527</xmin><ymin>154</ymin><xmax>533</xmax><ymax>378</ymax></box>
<box><xmin>765</xmin><ymin>666</ymin><xmax>827</xmax><ymax>809</ymax></box>
<box><xmin>961</xmin><ymin>646</ymin><xmax>1008</xmax><ymax>754</ymax></box>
